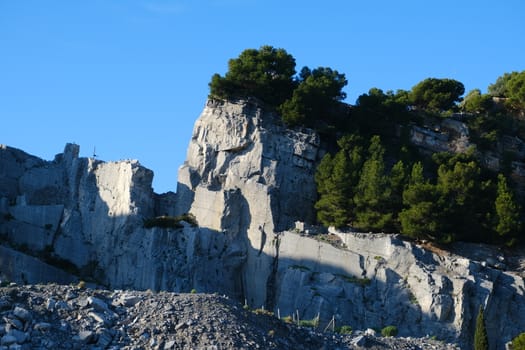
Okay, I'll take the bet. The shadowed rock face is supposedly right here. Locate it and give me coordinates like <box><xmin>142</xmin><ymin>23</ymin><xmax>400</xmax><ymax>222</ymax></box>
<box><xmin>1</xmin><ymin>99</ymin><xmax>524</xmax><ymax>349</ymax></box>
<box><xmin>0</xmin><ymin>143</ymin><xmax>245</xmax><ymax>297</ymax></box>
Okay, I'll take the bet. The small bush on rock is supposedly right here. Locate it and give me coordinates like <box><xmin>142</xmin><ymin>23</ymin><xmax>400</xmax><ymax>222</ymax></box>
<box><xmin>338</xmin><ymin>325</ymin><xmax>352</xmax><ymax>334</ymax></box>
<box><xmin>298</xmin><ymin>318</ymin><xmax>319</xmax><ymax>328</ymax></box>
<box><xmin>512</xmin><ymin>333</ymin><xmax>525</xmax><ymax>350</ymax></box>
<box><xmin>253</xmin><ymin>308</ymin><xmax>274</xmax><ymax>316</ymax></box>
<box><xmin>381</xmin><ymin>325</ymin><xmax>398</xmax><ymax>337</ymax></box>
<box><xmin>281</xmin><ymin>315</ymin><xmax>293</xmax><ymax>323</ymax></box>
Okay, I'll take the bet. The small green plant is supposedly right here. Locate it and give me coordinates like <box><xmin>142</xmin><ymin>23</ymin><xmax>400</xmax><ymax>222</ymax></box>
<box><xmin>336</xmin><ymin>273</ymin><xmax>371</xmax><ymax>286</ymax></box>
<box><xmin>408</xmin><ymin>291</ymin><xmax>418</xmax><ymax>304</ymax></box>
<box><xmin>281</xmin><ymin>315</ymin><xmax>293</xmax><ymax>324</ymax></box>
<box><xmin>253</xmin><ymin>308</ymin><xmax>274</xmax><ymax>316</ymax></box>
<box><xmin>338</xmin><ymin>325</ymin><xmax>352</xmax><ymax>334</ymax></box>
<box><xmin>512</xmin><ymin>332</ymin><xmax>525</xmax><ymax>350</ymax></box>
<box><xmin>77</xmin><ymin>280</ymin><xmax>86</xmax><ymax>289</ymax></box>
<box><xmin>381</xmin><ymin>325</ymin><xmax>398</xmax><ymax>337</ymax></box>
<box><xmin>190</xmin><ymin>288</ymin><xmax>197</xmax><ymax>294</ymax></box>
<box><xmin>298</xmin><ymin>318</ymin><xmax>318</xmax><ymax>328</ymax></box>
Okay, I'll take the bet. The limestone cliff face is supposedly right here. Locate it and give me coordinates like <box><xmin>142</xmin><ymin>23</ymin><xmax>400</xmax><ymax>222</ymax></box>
<box><xmin>270</xmin><ymin>229</ymin><xmax>525</xmax><ymax>349</ymax></box>
<box><xmin>176</xmin><ymin>99</ymin><xmax>321</xmax><ymax>307</ymax></box>
<box><xmin>0</xmin><ymin>143</ymin><xmax>242</xmax><ymax>296</ymax></box>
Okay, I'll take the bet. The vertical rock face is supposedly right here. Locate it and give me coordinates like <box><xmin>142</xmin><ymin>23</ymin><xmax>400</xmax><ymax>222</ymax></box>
<box><xmin>176</xmin><ymin>99</ymin><xmax>321</xmax><ymax>306</ymax></box>
<box><xmin>269</xmin><ymin>230</ymin><xmax>525</xmax><ymax>349</ymax></box>
<box><xmin>0</xmin><ymin>143</ymin><xmax>243</xmax><ymax>296</ymax></box>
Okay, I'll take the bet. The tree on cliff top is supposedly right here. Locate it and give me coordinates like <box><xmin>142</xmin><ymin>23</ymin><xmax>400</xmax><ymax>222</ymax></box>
<box><xmin>279</xmin><ymin>66</ymin><xmax>347</xmax><ymax>127</ymax></box>
<box><xmin>208</xmin><ymin>46</ymin><xmax>348</xmax><ymax>130</ymax></box>
<box><xmin>410</xmin><ymin>78</ymin><xmax>465</xmax><ymax>112</ymax></box>
<box><xmin>209</xmin><ymin>45</ymin><xmax>296</xmax><ymax>106</ymax></box>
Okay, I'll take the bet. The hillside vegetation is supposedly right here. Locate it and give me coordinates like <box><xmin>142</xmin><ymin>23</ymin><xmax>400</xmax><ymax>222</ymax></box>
<box><xmin>209</xmin><ymin>45</ymin><xmax>525</xmax><ymax>246</ymax></box>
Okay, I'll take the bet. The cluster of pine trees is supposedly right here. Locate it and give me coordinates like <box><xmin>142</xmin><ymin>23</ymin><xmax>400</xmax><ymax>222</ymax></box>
<box><xmin>209</xmin><ymin>45</ymin><xmax>525</xmax><ymax>245</ymax></box>
<box><xmin>315</xmin><ymin>134</ymin><xmax>521</xmax><ymax>245</ymax></box>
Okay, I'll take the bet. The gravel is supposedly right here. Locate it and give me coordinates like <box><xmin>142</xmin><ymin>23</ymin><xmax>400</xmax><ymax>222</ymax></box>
<box><xmin>0</xmin><ymin>283</ymin><xmax>460</xmax><ymax>349</ymax></box>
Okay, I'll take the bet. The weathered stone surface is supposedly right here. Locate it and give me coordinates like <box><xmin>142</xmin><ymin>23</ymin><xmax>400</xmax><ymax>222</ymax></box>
<box><xmin>12</xmin><ymin>307</ymin><xmax>31</xmax><ymax>322</ymax></box>
<box><xmin>0</xmin><ymin>334</ymin><xmax>16</xmax><ymax>346</ymax></box>
<box><xmin>0</xmin><ymin>246</ymin><xmax>77</xmax><ymax>285</ymax></box>
<box><xmin>176</xmin><ymin>99</ymin><xmax>321</xmax><ymax>308</ymax></box>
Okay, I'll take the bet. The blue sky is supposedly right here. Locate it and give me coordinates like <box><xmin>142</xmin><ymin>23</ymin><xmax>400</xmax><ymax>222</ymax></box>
<box><xmin>1</xmin><ymin>1</ymin><xmax>524</xmax><ymax>193</ymax></box>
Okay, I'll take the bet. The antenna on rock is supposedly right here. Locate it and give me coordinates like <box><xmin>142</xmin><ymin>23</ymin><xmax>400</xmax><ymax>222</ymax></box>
<box><xmin>93</xmin><ymin>146</ymin><xmax>97</xmax><ymax>159</ymax></box>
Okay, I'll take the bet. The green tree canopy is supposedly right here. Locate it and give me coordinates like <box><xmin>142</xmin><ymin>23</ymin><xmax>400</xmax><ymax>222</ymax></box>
<box><xmin>399</xmin><ymin>162</ymin><xmax>442</xmax><ymax>239</ymax></box>
<box><xmin>488</xmin><ymin>71</ymin><xmax>519</xmax><ymax>97</ymax></box>
<box><xmin>353</xmin><ymin>135</ymin><xmax>394</xmax><ymax>231</ymax></box>
<box><xmin>280</xmin><ymin>66</ymin><xmax>347</xmax><ymax>127</ymax></box>
<box><xmin>209</xmin><ymin>45</ymin><xmax>297</xmax><ymax>106</ymax></box>
<box><xmin>506</xmin><ymin>71</ymin><xmax>525</xmax><ymax>112</ymax></box>
<box><xmin>352</xmin><ymin>88</ymin><xmax>411</xmax><ymax>135</ymax></box>
<box><xmin>435</xmin><ymin>154</ymin><xmax>487</xmax><ymax>241</ymax></box>
<box><xmin>410</xmin><ymin>78</ymin><xmax>465</xmax><ymax>112</ymax></box>
<box><xmin>461</xmin><ymin>89</ymin><xmax>493</xmax><ymax>114</ymax></box>
<box><xmin>494</xmin><ymin>174</ymin><xmax>521</xmax><ymax>243</ymax></box>
<box><xmin>315</xmin><ymin>134</ymin><xmax>363</xmax><ymax>227</ymax></box>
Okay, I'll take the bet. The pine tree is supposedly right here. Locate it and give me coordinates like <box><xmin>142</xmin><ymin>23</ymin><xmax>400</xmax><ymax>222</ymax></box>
<box><xmin>387</xmin><ymin>160</ymin><xmax>407</xmax><ymax>231</ymax></box>
<box><xmin>315</xmin><ymin>152</ymin><xmax>351</xmax><ymax>227</ymax></box>
<box><xmin>353</xmin><ymin>136</ymin><xmax>392</xmax><ymax>231</ymax></box>
<box><xmin>435</xmin><ymin>159</ymin><xmax>483</xmax><ymax>241</ymax></box>
<box><xmin>474</xmin><ymin>305</ymin><xmax>489</xmax><ymax>350</ymax></box>
<box><xmin>314</xmin><ymin>134</ymin><xmax>363</xmax><ymax>228</ymax></box>
<box><xmin>494</xmin><ymin>174</ymin><xmax>520</xmax><ymax>241</ymax></box>
<box><xmin>399</xmin><ymin>162</ymin><xmax>441</xmax><ymax>239</ymax></box>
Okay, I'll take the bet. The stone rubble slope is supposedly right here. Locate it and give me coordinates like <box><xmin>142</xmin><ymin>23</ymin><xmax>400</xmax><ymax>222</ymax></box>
<box><xmin>0</xmin><ymin>283</ymin><xmax>460</xmax><ymax>350</ymax></box>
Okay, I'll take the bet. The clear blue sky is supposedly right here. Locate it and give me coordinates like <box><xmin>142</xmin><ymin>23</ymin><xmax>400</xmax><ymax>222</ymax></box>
<box><xmin>1</xmin><ymin>1</ymin><xmax>524</xmax><ymax>193</ymax></box>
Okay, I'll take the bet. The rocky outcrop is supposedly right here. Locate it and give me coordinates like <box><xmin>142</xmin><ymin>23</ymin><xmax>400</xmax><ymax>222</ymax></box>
<box><xmin>409</xmin><ymin>118</ymin><xmax>471</xmax><ymax>154</ymax></box>
<box><xmin>0</xmin><ymin>143</ymin><xmax>243</xmax><ymax>296</ymax></box>
<box><xmin>268</xmin><ymin>229</ymin><xmax>525</xmax><ymax>349</ymax></box>
<box><xmin>2</xmin><ymin>99</ymin><xmax>525</xmax><ymax>349</ymax></box>
<box><xmin>176</xmin><ymin>99</ymin><xmax>321</xmax><ymax>308</ymax></box>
